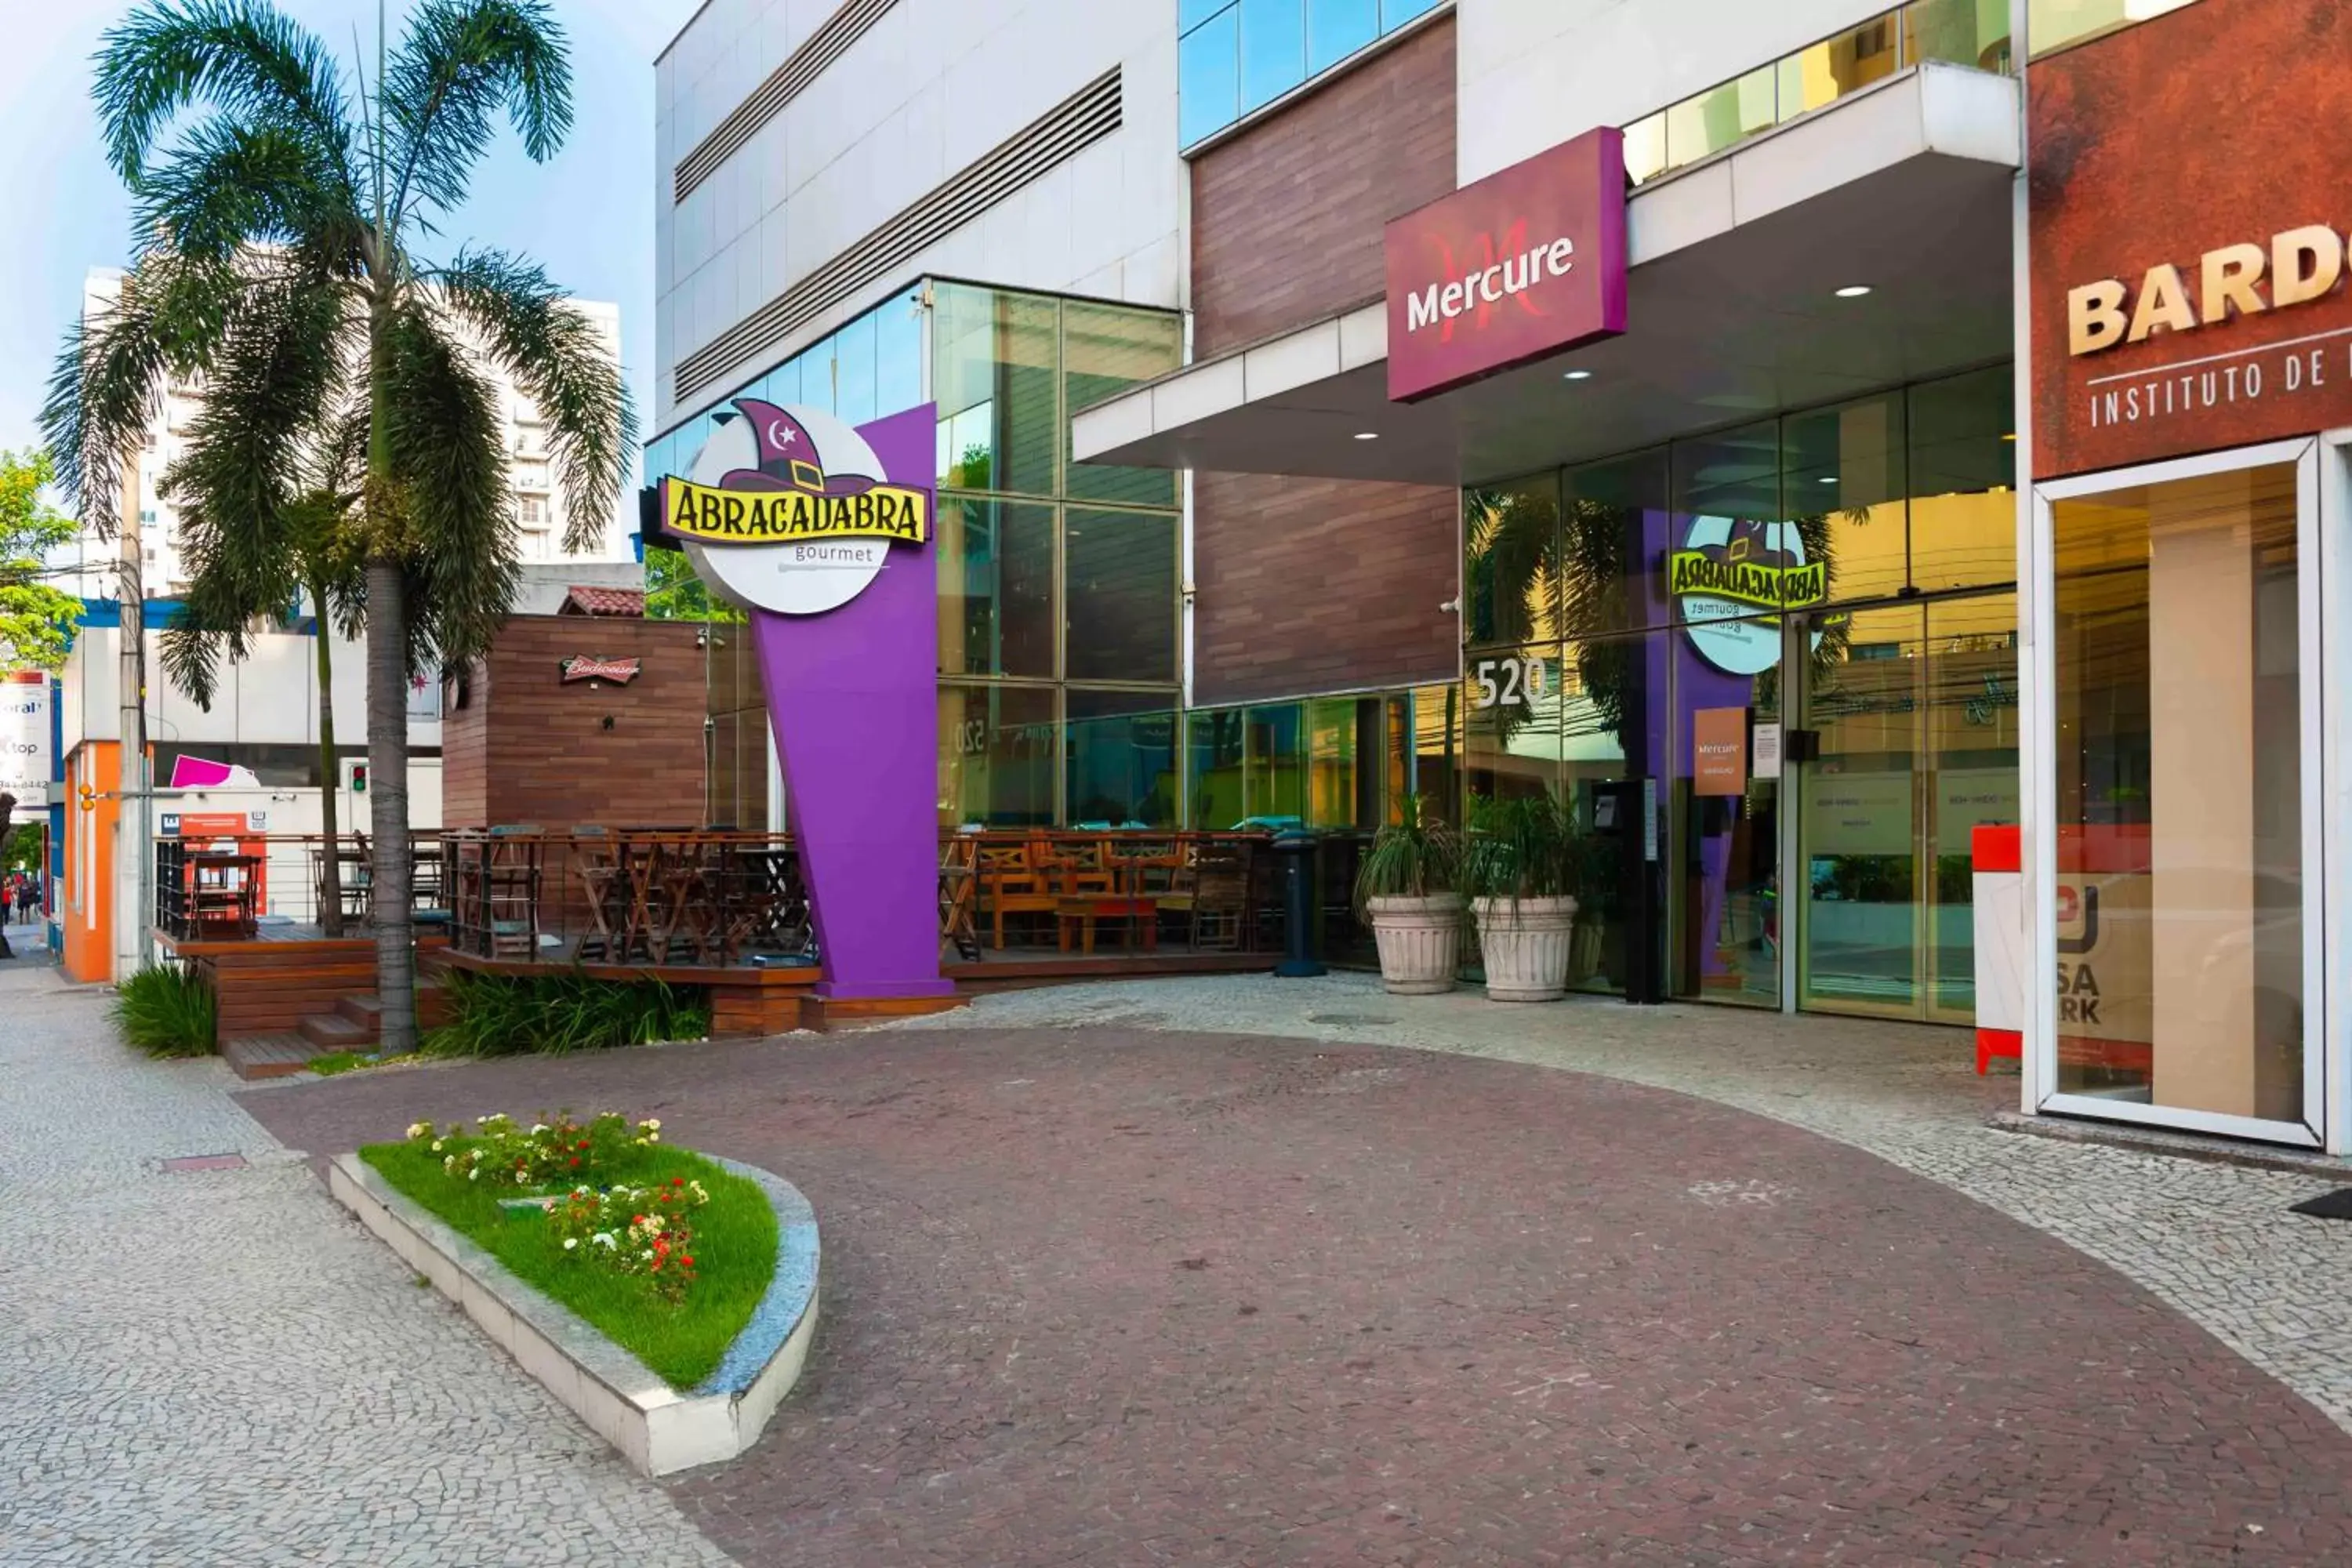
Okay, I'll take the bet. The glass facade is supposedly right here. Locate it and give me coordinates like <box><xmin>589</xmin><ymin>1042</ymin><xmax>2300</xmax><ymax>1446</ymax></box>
<box><xmin>1181</xmin><ymin>0</ymin><xmax>1446</xmax><ymax>150</ymax></box>
<box><xmin>1461</xmin><ymin>367</ymin><xmax>2018</xmax><ymax>1018</ymax></box>
<box><xmin>647</xmin><ymin>278</ymin><xmax>1186</xmax><ymax>833</ymax></box>
<box><xmin>1624</xmin><ymin>2</ymin><xmax>2014</xmax><ymax>186</ymax></box>
<box><xmin>2051</xmin><ymin>461</ymin><xmax>2305</xmax><ymax>1125</ymax></box>
<box><xmin>2029</xmin><ymin>0</ymin><xmax>2199</xmax><ymax>56</ymax></box>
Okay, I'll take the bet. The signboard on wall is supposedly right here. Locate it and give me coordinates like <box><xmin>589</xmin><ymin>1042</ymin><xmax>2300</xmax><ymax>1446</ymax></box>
<box><xmin>1</xmin><ymin>671</ymin><xmax>51</xmax><ymax>808</ymax></box>
<box><xmin>2031</xmin><ymin>0</ymin><xmax>2352</xmax><ymax>478</ymax></box>
<box><xmin>1692</xmin><ymin>708</ymin><xmax>1748</xmax><ymax>796</ymax></box>
<box><xmin>1384</xmin><ymin>125</ymin><xmax>1628</xmax><ymax>402</ymax></box>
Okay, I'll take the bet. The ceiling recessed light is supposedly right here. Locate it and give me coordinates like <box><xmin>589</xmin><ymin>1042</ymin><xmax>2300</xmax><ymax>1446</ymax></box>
<box><xmin>1353</xmin><ymin>431</ymin><xmax>1380</xmax><ymax>441</ymax></box>
<box><xmin>1563</xmin><ymin>369</ymin><xmax>1593</xmax><ymax>381</ymax></box>
<box><xmin>2002</xmin><ymin>432</ymin><xmax>2018</xmax><ymax>442</ymax></box>
<box><xmin>1817</xmin><ymin>475</ymin><xmax>1838</xmax><ymax>485</ymax></box>
<box><xmin>1835</xmin><ymin>285</ymin><xmax>1873</xmax><ymax>299</ymax></box>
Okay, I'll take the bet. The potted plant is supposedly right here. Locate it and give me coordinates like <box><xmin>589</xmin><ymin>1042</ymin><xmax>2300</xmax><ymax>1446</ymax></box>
<box><xmin>1461</xmin><ymin>793</ymin><xmax>1581</xmax><ymax>1002</ymax></box>
<box><xmin>1352</xmin><ymin>796</ymin><xmax>1463</xmax><ymax>994</ymax></box>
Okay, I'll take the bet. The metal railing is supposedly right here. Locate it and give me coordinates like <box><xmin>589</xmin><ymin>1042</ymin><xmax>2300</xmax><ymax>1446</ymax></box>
<box><xmin>151</xmin><ymin>832</ymin><xmax>450</xmax><ymax>941</ymax></box>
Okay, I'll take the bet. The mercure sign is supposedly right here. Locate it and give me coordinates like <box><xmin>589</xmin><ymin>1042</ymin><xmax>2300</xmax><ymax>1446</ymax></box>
<box><xmin>1385</xmin><ymin>125</ymin><xmax>1628</xmax><ymax>402</ymax></box>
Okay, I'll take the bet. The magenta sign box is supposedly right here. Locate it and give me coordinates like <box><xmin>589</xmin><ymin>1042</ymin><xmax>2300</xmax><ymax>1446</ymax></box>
<box><xmin>1384</xmin><ymin>125</ymin><xmax>1629</xmax><ymax>403</ymax></box>
<box><xmin>655</xmin><ymin>400</ymin><xmax>951</xmax><ymax>1002</ymax></box>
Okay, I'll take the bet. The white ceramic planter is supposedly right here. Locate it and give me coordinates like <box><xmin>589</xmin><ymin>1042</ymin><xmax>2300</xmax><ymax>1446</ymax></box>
<box><xmin>1472</xmin><ymin>895</ymin><xmax>1580</xmax><ymax>1002</ymax></box>
<box><xmin>1364</xmin><ymin>894</ymin><xmax>1464</xmax><ymax>994</ymax></box>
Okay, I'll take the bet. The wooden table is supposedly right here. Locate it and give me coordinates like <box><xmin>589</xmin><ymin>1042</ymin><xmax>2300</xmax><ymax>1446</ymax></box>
<box><xmin>1055</xmin><ymin>894</ymin><xmax>1159</xmax><ymax>955</ymax></box>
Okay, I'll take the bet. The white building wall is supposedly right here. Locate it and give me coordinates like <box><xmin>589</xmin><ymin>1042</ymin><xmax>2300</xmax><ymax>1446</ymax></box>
<box><xmin>67</xmin><ymin>270</ymin><xmax>635</xmax><ymax>593</ymax></box>
<box><xmin>655</xmin><ymin>0</ymin><xmax>1183</xmax><ymax>429</ymax></box>
<box><xmin>1454</xmin><ymin>0</ymin><xmax>1896</xmax><ymax>184</ymax></box>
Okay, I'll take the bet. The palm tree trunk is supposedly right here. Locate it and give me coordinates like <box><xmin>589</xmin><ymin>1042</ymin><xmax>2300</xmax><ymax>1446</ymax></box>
<box><xmin>365</xmin><ymin>555</ymin><xmax>415</xmax><ymax>1051</ymax></box>
<box><xmin>310</xmin><ymin>574</ymin><xmax>344</xmax><ymax>939</ymax></box>
<box><xmin>365</xmin><ymin>294</ymin><xmax>416</xmax><ymax>1055</ymax></box>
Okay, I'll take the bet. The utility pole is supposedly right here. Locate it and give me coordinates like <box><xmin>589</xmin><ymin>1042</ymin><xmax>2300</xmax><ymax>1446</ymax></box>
<box><xmin>114</xmin><ymin>442</ymin><xmax>151</xmax><ymax>982</ymax></box>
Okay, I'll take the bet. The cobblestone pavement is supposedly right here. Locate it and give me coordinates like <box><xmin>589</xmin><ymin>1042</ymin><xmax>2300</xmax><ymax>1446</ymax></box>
<box><xmin>902</xmin><ymin>976</ymin><xmax>2352</xmax><ymax>1439</ymax></box>
<box><xmin>0</xmin><ymin>965</ymin><xmax>730</xmax><ymax>1568</ymax></box>
<box><xmin>246</xmin><ymin>1013</ymin><xmax>2352</xmax><ymax>1566</ymax></box>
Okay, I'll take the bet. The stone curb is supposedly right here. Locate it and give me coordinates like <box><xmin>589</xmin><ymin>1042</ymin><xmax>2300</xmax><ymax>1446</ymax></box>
<box><xmin>328</xmin><ymin>1152</ymin><xmax>820</xmax><ymax>1476</ymax></box>
<box><xmin>1987</xmin><ymin>1109</ymin><xmax>2352</xmax><ymax>1181</ymax></box>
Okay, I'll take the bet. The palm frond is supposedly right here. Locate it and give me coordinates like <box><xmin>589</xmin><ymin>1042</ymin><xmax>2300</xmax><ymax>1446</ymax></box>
<box><xmin>434</xmin><ymin>247</ymin><xmax>634</xmax><ymax>554</ymax></box>
<box><xmin>95</xmin><ymin>0</ymin><xmax>354</xmax><ymax>194</ymax></box>
<box><xmin>383</xmin><ymin>0</ymin><xmax>573</xmax><ymax>227</ymax></box>
<box><xmin>380</xmin><ymin>296</ymin><xmax>519</xmax><ymax>674</ymax></box>
<box><xmin>134</xmin><ymin>116</ymin><xmax>360</xmax><ymax>267</ymax></box>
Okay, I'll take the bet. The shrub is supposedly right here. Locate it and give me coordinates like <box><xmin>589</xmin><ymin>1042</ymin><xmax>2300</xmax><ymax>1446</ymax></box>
<box><xmin>113</xmin><ymin>963</ymin><xmax>216</xmax><ymax>1058</ymax></box>
<box><xmin>407</xmin><ymin>1110</ymin><xmax>662</xmax><ymax>1187</ymax></box>
<box><xmin>423</xmin><ymin>970</ymin><xmax>710</xmax><ymax>1058</ymax></box>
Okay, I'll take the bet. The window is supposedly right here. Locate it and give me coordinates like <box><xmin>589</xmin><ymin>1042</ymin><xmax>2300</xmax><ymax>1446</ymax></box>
<box><xmin>518</xmin><ymin>496</ymin><xmax>550</xmax><ymax>528</ymax></box>
<box><xmin>1064</xmin><ymin>510</ymin><xmax>1178</xmax><ymax>684</ymax></box>
<box><xmin>1066</xmin><ymin>690</ymin><xmax>1178</xmax><ymax>826</ymax></box>
<box><xmin>1180</xmin><ymin>0</ymin><xmax>1449</xmax><ymax>150</ymax></box>
<box><xmin>1062</xmin><ymin>302</ymin><xmax>1184</xmax><ymax>507</ymax></box>
<box><xmin>2029</xmin><ymin>0</ymin><xmax>2197</xmax><ymax>56</ymax></box>
<box><xmin>936</xmin><ymin>499</ymin><xmax>1057</xmax><ymax>679</ymax></box>
<box><xmin>1624</xmin><ymin>2</ymin><xmax>2013</xmax><ymax>186</ymax></box>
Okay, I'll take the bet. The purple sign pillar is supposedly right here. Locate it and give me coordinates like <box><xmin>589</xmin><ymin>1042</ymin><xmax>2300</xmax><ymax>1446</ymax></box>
<box><xmin>746</xmin><ymin>404</ymin><xmax>951</xmax><ymax>1001</ymax></box>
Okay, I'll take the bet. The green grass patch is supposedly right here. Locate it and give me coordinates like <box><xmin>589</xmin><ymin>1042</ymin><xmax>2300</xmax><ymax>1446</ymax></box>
<box><xmin>113</xmin><ymin>963</ymin><xmax>217</xmax><ymax>1058</ymax></box>
<box><xmin>308</xmin><ymin>1051</ymin><xmax>416</xmax><ymax>1077</ymax></box>
<box><xmin>360</xmin><ymin>1138</ymin><xmax>778</xmax><ymax>1388</ymax></box>
<box><xmin>423</xmin><ymin>969</ymin><xmax>711</xmax><ymax>1058</ymax></box>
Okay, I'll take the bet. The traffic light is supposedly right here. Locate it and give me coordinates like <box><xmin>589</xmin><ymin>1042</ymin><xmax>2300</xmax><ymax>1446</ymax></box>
<box><xmin>347</xmin><ymin>760</ymin><xmax>368</xmax><ymax>794</ymax></box>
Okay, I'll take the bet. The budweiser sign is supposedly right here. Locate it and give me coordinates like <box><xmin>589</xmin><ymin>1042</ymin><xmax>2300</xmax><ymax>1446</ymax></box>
<box><xmin>1385</xmin><ymin>126</ymin><xmax>1628</xmax><ymax>402</ymax></box>
<box><xmin>560</xmin><ymin>655</ymin><xmax>641</xmax><ymax>685</ymax></box>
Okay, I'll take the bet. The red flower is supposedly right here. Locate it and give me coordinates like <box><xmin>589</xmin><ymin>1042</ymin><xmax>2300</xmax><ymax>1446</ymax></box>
<box><xmin>680</xmin><ymin>1255</ymin><xmax>695</xmax><ymax>1268</ymax></box>
<box><xmin>569</xmin><ymin>1156</ymin><xmax>582</xmax><ymax>1167</ymax></box>
<box><xmin>671</xmin><ymin>1177</ymin><xmax>684</xmax><ymax>1187</ymax></box>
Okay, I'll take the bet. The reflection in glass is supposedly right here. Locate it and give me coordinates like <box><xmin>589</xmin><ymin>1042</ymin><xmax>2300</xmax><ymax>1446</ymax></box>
<box><xmin>1307</xmin><ymin>0</ymin><xmax>1377</xmax><ymax>73</ymax></box>
<box><xmin>1907</xmin><ymin>365</ymin><xmax>2016</xmax><ymax>594</ymax></box>
<box><xmin>833</xmin><ymin>310</ymin><xmax>877</xmax><ymax>426</ymax></box>
<box><xmin>1464</xmin><ymin>473</ymin><xmax>1559</xmax><ymax>646</ymax></box>
<box><xmin>1778</xmin><ymin>13</ymin><xmax>1900</xmax><ymax>118</ymax></box>
<box><xmin>1065</xmin><ymin>510</ymin><xmax>1178</xmax><ymax>684</ymax></box>
<box><xmin>1305</xmin><ymin>696</ymin><xmax>1367</xmax><ymax>827</ymax></box>
<box><xmin>1062</xmin><ymin>302</ymin><xmax>1184</xmax><ymax>506</ymax></box>
<box><xmin>1664</xmin><ymin>65</ymin><xmax>1776</xmax><ymax>169</ymax></box>
<box><xmin>2030</xmin><ymin>0</ymin><xmax>2196</xmax><ymax>57</ymax></box>
<box><xmin>1904</xmin><ymin>0</ymin><xmax>2013</xmax><ymax>70</ymax></box>
<box><xmin>1800</xmin><ymin>604</ymin><xmax>1922</xmax><ymax>1014</ymax></box>
<box><xmin>939</xmin><ymin>684</ymin><xmax>1058</xmax><ymax>827</ymax></box>
<box><xmin>1187</xmin><ymin>707</ymin><xmax>1248</xmax><ymax>829</ymax></box>
<box><xmin>934</xmin><ymin>284</ymin><xmax>1058</xmax><ymax>495</ymax></box>
<box><xmin>2053</xmin><ymin>463</ymin><xmax>2303</xmax><ymax>1123</ymax></box>
<box><xmin>936</xmin><ymin>498</ymin><xmax>1056</xmax><ymax>679</ymax></box>
<box><xmin>1926</xmin><ymin>592</ymin><xmax>2019</xmax><ymax>1022</ymax></box>
<box><xmin>1785</xmin><ymin>392</ymin><xmax>1907</xmax><ymax>606</ymax></box>
<box><xmin>1670</xmin><ymin>623</ymin><xmax>1782</xmax><ymax>1009</ymax></box>
<box><xmin>1067</xmin><ymin>690</ymin><xmax>1178</xmax><ymax>826</ymax></box>
<box><xmin>1240</xmin><ymin>0</ymin><xmax>1308</xmax><ymax>111</ymax></box>
<box><xmin>1247</xmin><ymin>704</ymin><xmax>1305</xmax><ymax>822</ymax></box>
<box><xmin>1180</xmin><ymin>5</ymin><xmax>1242</xmax><ymax>147</ymax></box>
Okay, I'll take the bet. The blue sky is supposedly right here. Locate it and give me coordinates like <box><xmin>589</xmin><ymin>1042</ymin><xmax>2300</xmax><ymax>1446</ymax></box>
<box><xmin>0</xmin><ymin>0</ymin><xmax>699</xmax><ymax>466</ymax></box>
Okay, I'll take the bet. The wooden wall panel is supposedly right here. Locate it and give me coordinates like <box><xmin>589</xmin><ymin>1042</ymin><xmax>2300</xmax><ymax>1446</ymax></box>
<box><xmin>442</xmin><ymin>616</ymin><xmax>710</xmax><ymax>829</ymax></box>
<box><xmin>1192</xmin><ymin>472</ymin><xmax>1458</xmax><ymax>706</ymax></box>
<box><xmin>1189</xmin><ymin>17</ymin><xmax>1457</xmax><ymax>356</ymax></box>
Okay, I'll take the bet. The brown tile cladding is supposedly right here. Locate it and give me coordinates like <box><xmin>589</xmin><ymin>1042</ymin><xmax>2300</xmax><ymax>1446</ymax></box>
<box><xmin>440</xmin><ymin>615</ymin><xmax>712</xmax><ymax>829</ymax></box>
<box><xmin>1189</xmin><ymin>16</ymin><xmax>1457</xmax><ymax>358</ymax></box>
<box><xmin>1187</xmin><ymin>19</ymin><xmax>1461</xmax><ymax>707</ymax></box>
<box><xmin>1192</xmin><ymin>471</ymin><xmax>1458</xmax><ymax>707</ymax></box>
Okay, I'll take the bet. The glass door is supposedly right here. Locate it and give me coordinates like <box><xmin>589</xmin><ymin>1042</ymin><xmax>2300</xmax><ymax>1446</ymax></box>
<box><xmin>1797</xmin><ymin>604</ymin><xmax>1926</xmax><ymax>1016</ymax></box>
<box><xmin>1794</xmin><ymin>591</ymin><xmax>2021</xmax><ymax>1022</ymax></box>
<box><xmin>2036</xmin><ymin>442</ymin><xmax>2322</xmax><ymax>1146</ymax></box>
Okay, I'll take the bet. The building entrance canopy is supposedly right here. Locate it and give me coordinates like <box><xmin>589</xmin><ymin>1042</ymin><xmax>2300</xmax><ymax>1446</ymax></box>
<box><xmin>1073</xmin><ymin>65</ymin><xmax>2020</xmax><ymax>488</ymax></box>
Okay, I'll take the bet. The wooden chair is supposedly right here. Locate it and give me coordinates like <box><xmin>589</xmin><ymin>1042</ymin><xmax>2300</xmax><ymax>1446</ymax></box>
<box><xmin>978</xmin><ymin>840</ymin><xmax>1057</xmax><ymax>949</ymax></box>
<box><xmin>1189</xmin><ymin>840</ymin><xmax>1253</xmax><ymax>952</ymax></box>
<box><xmin>572</xmin><ymin>828</ymin><xmax>622</xmax><ymax>961</ymax></box>
<box><xmin>482</xmin><ymin>826</ymin><xmax>543</xmax><ymax>960</ymax></box>
<box><xmin>939</xmin><ymin>834</ymin><xmax>981</xmax><ymax>963</ymax></box>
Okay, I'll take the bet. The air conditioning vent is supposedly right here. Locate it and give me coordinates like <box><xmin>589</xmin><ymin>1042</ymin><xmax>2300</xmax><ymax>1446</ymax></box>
<box><xmin>673</xmin><ymin>68</ymin><xmax>1123</xmax><ymax>404</ymax></box>
<box><xmin>673</xmin><ymin>0</ymin><xmax>900</xmax><ymax>204</ymax></box>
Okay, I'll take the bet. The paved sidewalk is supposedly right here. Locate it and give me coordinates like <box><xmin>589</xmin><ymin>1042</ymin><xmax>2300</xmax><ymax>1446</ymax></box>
<box><xmin>245</xmin><ymin>1019</ymin><xmax>2352</xmax><ymax>1566</ymax></box>
<box><xmin>0</xmin><ymin>965</ymin><xmax>728</xmax><ymax>1568</ymax></box>
<box><xmin>898</xmin><ymin>974</ymin><xmax>2352</xmax><ymax>1436</ymax></box>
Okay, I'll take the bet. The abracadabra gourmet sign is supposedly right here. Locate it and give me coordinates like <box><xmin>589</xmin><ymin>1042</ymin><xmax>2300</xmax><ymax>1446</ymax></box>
<box><xmin>1384</xmin><ymin>126</ymin><xmax>1628</xmax><ymax>402</ymax></box>
<box><xmin>2031</xmin><ymin>0</ymin><xmax>2352</xmax><ymax>478</ymax></box>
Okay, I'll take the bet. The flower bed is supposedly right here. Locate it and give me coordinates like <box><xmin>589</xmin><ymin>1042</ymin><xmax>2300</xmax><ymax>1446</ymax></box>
<box><xmin>361</xmin><ymin>1112</ymin><xmax>777</xmax><ymax>1388</ymax></box>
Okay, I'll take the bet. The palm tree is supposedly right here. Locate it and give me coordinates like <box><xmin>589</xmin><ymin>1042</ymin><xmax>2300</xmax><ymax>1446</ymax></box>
<box><xmin>158</xmin><ymin>325</ymin><xmax>368</xmax><ymax>935</ymax></box>
<box><xmin>43</xmin><ymin>1</ymin><xmax>633</xmax><ymax>1053</ymax></box>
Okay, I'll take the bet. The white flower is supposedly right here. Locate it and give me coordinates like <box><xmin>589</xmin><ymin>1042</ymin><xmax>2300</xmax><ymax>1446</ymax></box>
<box><xmin>640</xmin><ymin>1119</ymin><xmax>661</xmax><ymax>1131</ymax></box>
<box><xmin>593</xmin><ymin>1232</ymin><xmax>617</xmax><ymax>1248</ymax></box>
<box><xmin>406</xmin><ymin>1122</ymin><xmax>430</xmax><ymax>1140</ymax></box>
<box><xmin>531</xmin><ymin>1123</ymin><xmax>549</xmax><ymax>1134</ymax></box>
<box><xmin>430</xmin><ymin>1140</ymin><xmax>444</xmax><ymax>1153</ymax></box>
<box><xmin>562</xmin><ymin>1238</ymin><xmax>579</xmax><ymax>1251</ymax></box>
<box><xmin>467</xmin><ymin>1168</ymin><xmax>480</xmax><ymax>1181</ymax></box>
